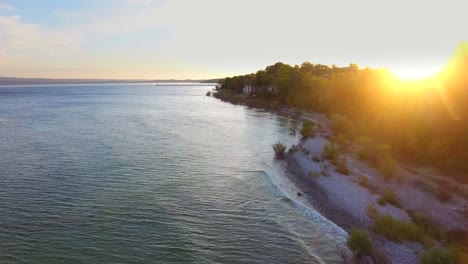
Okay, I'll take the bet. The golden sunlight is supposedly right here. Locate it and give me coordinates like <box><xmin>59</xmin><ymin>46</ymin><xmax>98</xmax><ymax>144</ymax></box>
<box><xmin>388</xmin><ymin>64</ymin><xmax>443</xmax><ymax>81</ymax></box>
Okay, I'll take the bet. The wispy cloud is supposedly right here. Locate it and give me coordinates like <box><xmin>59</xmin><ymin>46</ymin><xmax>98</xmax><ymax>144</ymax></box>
<box><xmin>0</xmin><ymin>0</ymin><xmax>13</xmax><ymax>11</ymax></box>
<box><xmin>0</xmin><ymin>0</ymin><xmax>466</xmax><ymax>78</ymax></box>
<box><xmin>0</xmin><ymin>15</ymin><xmax>79</xmax><ymax>54</ymax></box>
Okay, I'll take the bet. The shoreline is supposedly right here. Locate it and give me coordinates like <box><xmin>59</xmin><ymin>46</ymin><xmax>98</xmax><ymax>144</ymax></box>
<box><xmin>283</xmin><ymin>112</ymin><xmax>467</xmax><ymax>264</ymax></box>
<box><xmin>212</xmin><ymin>92</ymin><xmax>468</xmax><ymax>263</ymax></box>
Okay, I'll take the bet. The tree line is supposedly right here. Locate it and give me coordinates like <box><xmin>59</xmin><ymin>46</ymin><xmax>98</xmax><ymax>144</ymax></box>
<box><xmin>217</xmin><ymin>48</ymin><xmax>468</xmax><ymax>180</ymax></box>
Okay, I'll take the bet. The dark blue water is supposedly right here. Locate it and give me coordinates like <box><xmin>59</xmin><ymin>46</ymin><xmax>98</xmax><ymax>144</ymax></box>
<box><xmin>0</xmin><ymin>84</ymin><xmax>344</xmax><ymax>263</ymax></box>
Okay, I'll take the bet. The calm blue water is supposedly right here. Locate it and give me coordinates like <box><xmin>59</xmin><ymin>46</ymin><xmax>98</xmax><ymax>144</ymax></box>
<box><xmin>0</xmin><ymin>84</ymin><xmax>344</xmax><ymax>263</ymax></box>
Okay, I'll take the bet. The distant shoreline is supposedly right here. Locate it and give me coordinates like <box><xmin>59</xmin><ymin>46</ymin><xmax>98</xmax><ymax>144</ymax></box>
<box><xmin>0</xmin><ymin>77</ymin><xmax>220</xmax><ymax>86</ymax></box>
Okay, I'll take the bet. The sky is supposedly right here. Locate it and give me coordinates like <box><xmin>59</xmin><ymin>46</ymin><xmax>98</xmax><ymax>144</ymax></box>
<box><xmin>0</xmin><ymin>0</ymin><xmax>466</xmax><ymax>79</ymax></box>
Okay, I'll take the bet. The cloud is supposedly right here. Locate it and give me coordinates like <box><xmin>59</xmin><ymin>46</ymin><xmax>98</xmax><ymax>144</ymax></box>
<box><xmin>0</xmin><ymin>1</ymin><xmax>162</xmax><ymax>63</ymax></box>
<box><xmin>0</xmin><ymin>0</ymin><xmax>13</xmax><ymax>11</ymax></box>
<box><xmin>0</xmin><ymin>15</ymin><xmax>79</xmax><ymax>54</ymax></box>
<box><xmin>0</xmin><ymin>0</ymin><xmax>467</xmax><ymax>78</ymax></box>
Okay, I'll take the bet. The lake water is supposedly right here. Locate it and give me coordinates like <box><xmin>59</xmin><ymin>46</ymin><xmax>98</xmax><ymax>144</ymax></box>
<box><xmin>0</xmin><ymin>84</ymin><xmax>345</xmax><ymax>263</ymax></box>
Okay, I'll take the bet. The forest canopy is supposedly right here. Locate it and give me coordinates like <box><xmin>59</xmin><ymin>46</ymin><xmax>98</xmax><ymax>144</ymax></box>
<box><xmin>217</xmin><ymin>45</ymin><xmax>468</xmax><ymax>180</ymax></box>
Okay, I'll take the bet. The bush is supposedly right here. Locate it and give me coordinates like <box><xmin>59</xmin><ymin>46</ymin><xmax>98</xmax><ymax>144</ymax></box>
<box><xmin>300</xmin><ymin>120</ymin><xmax>317</xmax><ymax>139</ymax></box>
<box><xmin>333</xmin><ymin>132</ymin><xmax>350</xmax><ymax>150</ymax></box>
<box><xmin>309</xmin><ymin>170</ymin><xmax>321</xmax><ymax>177</ymax></box>
<box><xmin>288</xmin><ymin>144</ymin><xmax>299</xmax><ymax>154</ymax></box>
<box><xmin>378</xmin><ymin>189</ymin><xmax>400</xmax><ymax>207</ymax></box>
<box><xmin>410</xmin><ymin>212</ymin><xmax>446</xmax><ymax>241</ymax></box>
<box><xmin>356</xmin><ymin>139</ymin><xmax>398</xmax><ymax>180</ymax></box>
<box><xmin>378</xmin><ymin>156</ymin><xmax>398</xmax><ymax>181</ymax></box>
<box><xmin>272</xmin><ymin>141</ymin><xmax>287</xmax><ymax>159</ymax></box>
<box><xmin>420</xmin><ymin>248</ymin><xmax>455</xmax><ymax>264</ymax></box>
<box><xmin>312</xmin><ymin>155</ymin><xmax>321</xmax><ymax>162</ymax></box>
<box><xmin>322</xmin><ymin>141</ymin><xmax>340</xmax><ymax>161</ymax></box>
<box><xmin>346</xmin><ymin>228</ymin><xmax>374</xmax><ymax>257</ymax></box>
<box><xmin>331</xmin><ymin>114</ymin><xmax>354</xmax><ymax>136</ymax></box>
<box><xmin>206</xmin><ymin>91</ymin><xmax>212</xmax><ymax>96</ymax></box>
<box><xmin>372</xmin><ymin>214</ymin><xmax>426</xmax><ymax>243</ymax></box>
<box><xmin>336</xmin><ymin>156</ymin><xmax>351</xmax><ymax>175</ymax></box>
<box><xmin>356</xmin><ymin>138</ymin><xmax>392</xmax><ymax>164</ymax></box>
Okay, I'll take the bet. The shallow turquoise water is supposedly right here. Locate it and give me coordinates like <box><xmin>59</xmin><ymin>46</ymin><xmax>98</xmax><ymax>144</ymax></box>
<box><xmin>0</xmin><ymin>84</ymin><xmax>343</xmax><ymax>263</ymax></box>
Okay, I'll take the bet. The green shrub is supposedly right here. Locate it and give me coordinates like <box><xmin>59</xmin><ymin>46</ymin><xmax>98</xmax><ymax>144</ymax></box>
<box><xmin>322</xmin><ymin>141</ymin><xmax>339</xmax><ymax>161</ymax></box>
<box><xmin>333</xmin><ymin>132</ymin><xmax>350</xmax><ymax>150</ymax></box>
<box><xmin>288</xmin><ymin>144</ymin><xmax>299</xmax><ymax>154</ymax></box>
<box><xmin>331</xmin><ymin>114</ymin><xmax>354</xmax><ymax>136</ymax></box>
<box><xmin>309</xmin><ymin>170</ymin><xmax>321</xmax><ymax>177</ymax></box>
<box><xmin>356</xmin><ymin>138</ymin><xmax>394</xmax><ymax>165</ymax></box>
<box><xmin>410</xmin><ymin>212</ymin><xmax>446</xmax><ymax>241</ymax></box>
<box><xmin>272</xmin><ymin>141</ymin><xmax>287</xmax><ymax>159</ymax></box>
<box><xmin>372</xmin><ymin>214</ymin><xmax>426</xmax><ymax>243</ymax></box>
<box><xmin>206</xmin><ymin>91</ymin><xmax>212</xmax><ymax>96</ymax></box>
<box><xmin>336</xmin><ymin>156</ymin><xmax>351</xmax><ymax>175</ymax></box>
<box><xmin>420</xmin><ymin>248</ymin><xmax>455</xmax><ymax>264</ymax></box>
<box><xmin>346</xmin><ymin>228</ymin><xmax>374</xmax><ymax>257</ymax></box>
<box><xmin>312</xmin><ymin>155</ymin><xmax>321</xmax><ymax>162</ymax></box>
<box><xmin>378</xmin><ymin>156</ymin><xmax>398</xmax><ymax>181</ymax></box>
<box><xmin>378</xmin><ymin>189</ymin><xmax>400</xmax><ymax>207</ymax></box>
<box><xmin>300</xmin><ymin>120</ymin><xmax>317</xmax><ymax>139</ymax></box>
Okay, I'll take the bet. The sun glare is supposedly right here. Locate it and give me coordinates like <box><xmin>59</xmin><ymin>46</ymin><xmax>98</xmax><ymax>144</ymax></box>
<box><xmin>389</xmin><ymin>65</ymin><xmax>443</xmax><ymax>81</ymax></box>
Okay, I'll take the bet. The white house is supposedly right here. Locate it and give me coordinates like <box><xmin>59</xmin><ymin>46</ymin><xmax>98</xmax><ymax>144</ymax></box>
<box><xmin>243</xmin><ymin>85</ymin><xmax>254</xmax><ymax>95</ymax></box>
<box><xmin>243</xmin><ymin>85</ymin><xmax>277</xmax><ymax>95</ymax></box>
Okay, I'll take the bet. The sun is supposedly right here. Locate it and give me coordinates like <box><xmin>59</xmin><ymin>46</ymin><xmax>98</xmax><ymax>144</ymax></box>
<box><xmin>389</xmin><ymin>64</ymin><xmax>443</xmax><ymax>81</ymax></box>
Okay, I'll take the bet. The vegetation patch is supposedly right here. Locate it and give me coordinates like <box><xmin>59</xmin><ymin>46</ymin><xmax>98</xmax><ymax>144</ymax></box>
<box><xmin>346</xmin><ymin>228</ymin><xmax>374</xmax><ymax>257</ymax></box>
<box><xmin>322</xmin><ymin>141</ymin><xmax>340</xmax><ymax>161</ymax></box>
<box><xmin>335</xmin><ymin>156</ymin><xmax>351</xmax><ymax>175</ymax></box>
<box><xmin>372</xmin><ymin>214</ymin><xmax>427</xmax><ymax>243</ymax></box>
<box><xmin>331</xmin><ymin>114</ymin><xmax>354</xmax><ymax>136</ymax></box>
<box><xmin>355</xmin><ymin>138</ymin><xmax>398</xmax><ymax>180</ymax></box>
<box><xmin>409</xmin><ymin>212</ymin><xmax>446</xmax><ymax>242</ymax></box>
<box><xmin>300</xmin><ymin>120</ymin><xmax>317</xmax><ymax>139</ymax></box>
<box><xmin>378</xmin><ymin>189</ymin><xmax>400</xmax><ymax>207</ymax></box>
<box><xmin>312</xmin><ymin>155</ymin><xmax>321</xmax><ymax>162</ymax></box>
<box><xmin>333</xmin><ymin>132</ymin><xmax>351</xmax><ymax>151</ymax></box>
<box><xmin>420</xmin><ymin>248</ymin><xmax>456</xmax><ymax>264</ymax></box>
<box><xmin>288</xmin><ymin>144</ymin><xmax>299</xmax><ymax>154</ymax></box>
<box><xmin>309</xmin><ymin>170</ymin><xmax>321</xmax><ymax>177</ymax></box>
<box><xmin>378</xmin><ymin>156</ymin><xmax>398</xmax><ymax>181</ymax></box>
<box><xmin>272</xmin><ymin>141</ymin><xmax>287</xmax><ymax>159</ymax></box>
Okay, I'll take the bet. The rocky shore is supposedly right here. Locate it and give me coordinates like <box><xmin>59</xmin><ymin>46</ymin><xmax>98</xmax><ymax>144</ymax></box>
<box><xmin>280</xmin><ymin>110</ymin><xmax>467</xmax><ymax>264</ymax></box>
